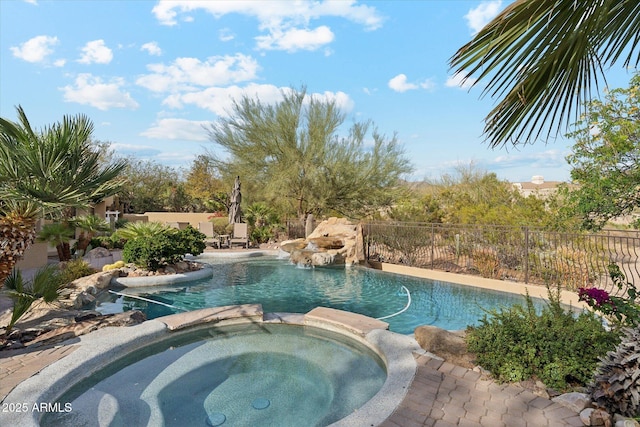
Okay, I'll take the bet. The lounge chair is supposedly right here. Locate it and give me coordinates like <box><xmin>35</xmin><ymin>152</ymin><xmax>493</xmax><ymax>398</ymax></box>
<box><xmin>198</xmin><ymin>222</ymin><xmax>221</xmax><ymax>249</ymax></box>
<box><xmin>229</xmin><ymin>223</ymin><xmax>249</xmax><ymax>248</ymax></box>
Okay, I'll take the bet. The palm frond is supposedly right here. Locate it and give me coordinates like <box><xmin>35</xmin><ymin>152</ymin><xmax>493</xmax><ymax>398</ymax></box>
<box><xmin>450</xmin><ymin>0</ymin><xmax>640</xmax><ymax>148</ymax></box>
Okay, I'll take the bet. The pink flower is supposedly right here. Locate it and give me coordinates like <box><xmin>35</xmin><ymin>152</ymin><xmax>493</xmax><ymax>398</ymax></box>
<box><xmin>578</xmin><ymin>287</ymin><xmax>612</xmax><ymax>307</ymax></box>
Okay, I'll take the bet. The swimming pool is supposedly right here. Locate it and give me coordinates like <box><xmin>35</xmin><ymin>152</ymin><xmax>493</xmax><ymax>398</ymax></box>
<box><xmin>97</xmin><ymin>257</ymin><xmax>544</xmax><ymax>334</ymax></box>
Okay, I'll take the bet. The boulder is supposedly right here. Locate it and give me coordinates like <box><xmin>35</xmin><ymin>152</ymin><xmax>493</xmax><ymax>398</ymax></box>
<box><xmin>414</xmin><ymin>325</ymin><xmax>474</xmax><ymax>368</ymax></box>
<box><xmin>86</xmin><ymin>247</ymin><xmax>112</xmax><ymax>258</ymax></box>
<box><xmin>281</xmin><ymin>218</ymin><xmax>365</xmax><ymax>267</ymax></box>
<box><xmin>552</xmin><ymin>392</ymin><xmax>592</xmax><ymax>413</ymax></box>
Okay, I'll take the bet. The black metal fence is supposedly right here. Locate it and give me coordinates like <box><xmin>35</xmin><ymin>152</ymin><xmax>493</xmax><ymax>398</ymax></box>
<box><xmin>363</xmin><ymin>222</ymin><xmax>640</xmax><ymax>295</ymax></box>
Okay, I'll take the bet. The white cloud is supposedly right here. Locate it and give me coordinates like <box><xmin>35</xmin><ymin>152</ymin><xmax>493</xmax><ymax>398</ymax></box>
<box><xmin>23</xmin><ymin>0</ymin><xmax>38</xmax><ymax>4</ymax></box>
<box><xmin>61</xmin><ymin>73</ymin><xmax>139</xmax><ymax>110</ymax></box>
<box><xmin>465</xmin><ymin>1</ymin><xmax>502</xmax><ymax>34</ymax></box>
<box><xmin>256</xmin><ymin>25</ymin><xmax>334</xmax><ymax>52</ymax></box>
<box><xmin>219</xmin><ymin>28</ymin><xmax>235</xmax><ymax>42</ymax></box>
<box><xmin>140</xmin><ymin>118</ymin><xmax>211</xmax><ymax>140</ymax></box>
<box><xmin>151</xmin><ymin>0</ymin><xmax>383</xmax><ymax>51</ymax></box>
<box><xmin>491</xmin><ymin>149</ymin><xmax>568</xmax><ymax>170</ymax></box>
<box><xmin>53</xmin><ymin>59</ymin><xmax>66</xmax><ymax>67</ymax></box>
<box><xmin>165</xmin><ymin>83</ymin><xmax>353</xmax><ymax>117</ymax></box>
<box><xmin>78</xmin><ymin>40</ymin><xmax>113</xmax><ymax>64</ymax></box>
<box><xmin>136</xmin><ymin>54</ymin><xmax>259</xmax><ymax>93</ymax></box>
<box><xmin>141</xmin><ymin>42</ymin><xmax>162</xmax><ymax>56</ymax></box>
<box><xmin>388</xmin><ymin>74</ymin><xmax>416</xmax><ymax>92</ymax></box>
<box><xmin>10</xmin><ymin>35</ymin><xmax>59</xmax><ymax>63</ymax></box>
<box><xmin>446</xmin><ymin>72</ymin><xmax>477</xmax><ymax>90</ymax></box>
<box><xmin>388</xmin><ymin>74</ymin><xmax>434</xmax><ymax>93</ymax></box>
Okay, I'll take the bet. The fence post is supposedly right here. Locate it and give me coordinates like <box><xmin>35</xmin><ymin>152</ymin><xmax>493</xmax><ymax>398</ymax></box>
<box><xmin>431</xmin><ymin>224</ymin><xmax>435</xmax><ymax>269</ymax></box>
<box><xmin>524</xmin><ymin>226</ymin><xmax>529</xmax><ymax>284</ymax></box>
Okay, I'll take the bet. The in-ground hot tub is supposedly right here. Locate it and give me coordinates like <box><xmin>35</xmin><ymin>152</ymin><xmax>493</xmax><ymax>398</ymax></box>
<box><xmin>1</xmin><ymin>305</ymin><xmax>419</xmax><ymax>427</ymax></box>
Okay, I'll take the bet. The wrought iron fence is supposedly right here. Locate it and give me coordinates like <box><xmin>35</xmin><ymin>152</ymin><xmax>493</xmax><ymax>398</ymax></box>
<box><xmin>363</xmin><ymin>222</ymin><xmax>640</xmax><ymax>295</ymax></box>
<box><xmin>284</xmin><ymin>219</ymin><xmax>307</xmax><ymax>240</ymax></box>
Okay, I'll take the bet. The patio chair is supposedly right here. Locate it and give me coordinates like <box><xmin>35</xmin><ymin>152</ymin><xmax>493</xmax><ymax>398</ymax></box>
<box><xmin>229</xmin><ymin>223</ymin><xmax>249</xmax><ymax>249</ymax></box>
<box><xmin>198</xmin><ymin>222</ymin><xmax>221</xmax><ymax>249</ymax></box>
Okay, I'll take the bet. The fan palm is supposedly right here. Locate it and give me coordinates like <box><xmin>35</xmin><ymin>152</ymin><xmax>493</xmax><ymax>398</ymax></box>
<box><xmin>0</xmin><ymin>106</ymin><xmax>126</xmax><ymax>284</ymax></box>
<box><xmin>449</xmin><ymin>0</ymin><xmax>640</xmax><ymax>148</ymax></box>
<box><xmin>37</xmin><ymin>222</ymin><xmax>74</xmax><ymax>262</ymax></box>
<box><xmin>71</xmin><ymin>215</ymin><xmax>111</xmax><ymax>254</ymax></box>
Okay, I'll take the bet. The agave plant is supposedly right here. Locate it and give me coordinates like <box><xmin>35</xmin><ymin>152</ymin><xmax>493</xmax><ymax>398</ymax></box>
<box><xmin>590</xmin><ymin>326</ymin><xmax>640</xmax><ymax>417</ymax></box>
<box><xmin>3</xmin><ymin>265</ymin><xmax>65</xmax><ymax>333</ymax></box>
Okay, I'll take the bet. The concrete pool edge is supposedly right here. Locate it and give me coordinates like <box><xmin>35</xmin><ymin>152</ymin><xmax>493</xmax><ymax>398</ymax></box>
<box><xmin>0</xmin><ymin>305</ymin><xmax>418</xmax><ymax>427</ymax></box>
<box><xmin>369</xmin><ymin>261</ymin><xmax>590</xmax><ymax>309</ymax></box>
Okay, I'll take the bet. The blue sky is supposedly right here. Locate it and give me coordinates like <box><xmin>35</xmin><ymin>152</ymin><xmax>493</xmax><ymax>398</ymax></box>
<box><xmin>1</xmin><ymin>0</ymin><xmax>636</xmax><ymax>183</ymax></box>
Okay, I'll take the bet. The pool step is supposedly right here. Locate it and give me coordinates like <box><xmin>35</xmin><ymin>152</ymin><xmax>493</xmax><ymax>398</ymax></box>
<box><xmin>158</xmin><ymin>304</ymin><xmax>263</xmax><ymax>330</ymax></box>
<box><xmin>304</xmin><ymin>307</ymin><xmax>389</xmax><ymax>336</ymax></box>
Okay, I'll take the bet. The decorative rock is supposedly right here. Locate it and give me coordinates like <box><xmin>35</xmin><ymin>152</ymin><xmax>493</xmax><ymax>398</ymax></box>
<box><xmin>174</xmin><ymin>261</ymin><xmax>189</xmax><ymax>272</ymax></box>
<box><xmin>615</xmin><ymin>419</ymin><xmax>640</xmax><ymax>427</ymax></box>
<box><xmin>581</xmin><ymin>408</ymin><xmax>595</xmax><ymax>425</ymax></box>
<box><xmin>280</xmin><ymin>218</ymin><xmax>364</xmax><ymax>267</ymax></box>
<box><xmin>589</xmin><ymin>409</ymin><xmax>613</xmax><ymax>427</ymax></box>
<box><xmin>414</xmin><ymin>325</ymin><xmax>474</xmax><ymax>368</ymax></box>
<box><xmin>85</xmin><ymin>247</ymin><xmax>112</xmax><ymax>258</ymax></box>
<box><xmin>553</xmin><ymin>392</ymin><xmax>592</xmax><ymax>413</ymax></box>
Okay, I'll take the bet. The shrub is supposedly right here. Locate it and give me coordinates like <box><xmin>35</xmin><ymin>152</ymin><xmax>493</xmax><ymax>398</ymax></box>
<box><xmin>60</xmin><ymin>259</ymin><xmax>96</xmax><ymax>283</ymax></box>
<box><xmin>177</xmin><ymin>225</ymin><xmax>206</xmax><ymax>256</ymax></box>
<box><xmin>579</xmin><ymin>264</ymin><xmax>640</xmax><ymax>328</ymax></box>
<box><xmin>123</xmin><ymin>234</ymin><xmax>179</xmax><ymax>271</ymax></box>
<box><xmin>472</xmin><ymin>248</ymin><xmax>501</xmax><ymax>279</ymax></box>
<box><xmin>466</xmin><ymin>286</ymin><xmax>619</xmax><ymax>391</ymax></box>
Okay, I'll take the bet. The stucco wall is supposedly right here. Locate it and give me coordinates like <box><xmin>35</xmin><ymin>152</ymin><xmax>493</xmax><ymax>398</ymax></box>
<box><xmin>124</xmin><ymin>212</ymin><xmax>219</xmax><ymax>228</ymax></box>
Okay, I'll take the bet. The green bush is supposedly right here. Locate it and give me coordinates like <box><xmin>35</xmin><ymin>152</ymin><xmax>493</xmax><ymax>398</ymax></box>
<box><xmin>250</xmin><ymin>226</ymin><xmax>274</xmax><ymax>244</ymax></box>
<box><xmin>466</xmin><ymin>287</ymin><xmax>619</xmax><ymax>391</ymax></box>
<box><xmin>122</xmin><ymin>226</ymin><xmax>206</xmax><ymax>271</ymax></box>
<box><xmin>60</xmin><ymin>259</ymin><xmax>96</xmax><ymax>283</ymax></box>
<box><xmin>123</xmin><ymin>234</ymin><xmax>178</xmax><ymax>271</ymax></box>
<box><xmin>178</xmin><ymin>225</ymin><xmax>206</xmax><ymax>256</ymax></box>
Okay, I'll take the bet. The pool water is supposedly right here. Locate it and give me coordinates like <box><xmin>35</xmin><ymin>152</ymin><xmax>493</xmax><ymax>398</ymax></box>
<box><xmin>41</xmin><ymin>323</ymin><xmax>386</xmax><ymax>427</ymax></box>
<box><xmin>98</xmin><ymin>257</ymin><xmax>545</xmax><ymax>334</ymax></box>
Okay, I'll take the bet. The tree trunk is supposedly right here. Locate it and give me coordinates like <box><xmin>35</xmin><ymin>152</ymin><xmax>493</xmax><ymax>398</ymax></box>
<box><xmin>0</xmin><ymin>216</ymin><xmax>38</xmax><ymax>286</ymax></box>
<box><xmin>55</xmin><ymin>242</ymin><xmax>72</xmax><ymax>262</ymax></box>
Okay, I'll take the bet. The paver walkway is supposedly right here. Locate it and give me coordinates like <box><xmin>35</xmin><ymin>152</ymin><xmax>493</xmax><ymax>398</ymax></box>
<box><xmin>0</xmin><ymin>345</ymin><xmax>77</xmax><ymax>402</ymax></box>
<box><xmin>0</xmin><ymin>345</ymin><xmax>583</xmax><ymax>426</ymax></box>
<box><xmin>382</xmin><ymin>353</ymin><xmax>583</xmax><ymax>427</ymax></box>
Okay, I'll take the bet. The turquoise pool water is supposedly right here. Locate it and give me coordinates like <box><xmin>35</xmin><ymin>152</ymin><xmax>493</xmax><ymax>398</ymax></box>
<box><xmin>98</xmin><ymin>257</ymin><xmax>544</xmax><ymax>334</ymax></box>
<box><xmin>42</xmin><ymin>323</ymin><xmax>386</xmax><ymax>427</ymax></box>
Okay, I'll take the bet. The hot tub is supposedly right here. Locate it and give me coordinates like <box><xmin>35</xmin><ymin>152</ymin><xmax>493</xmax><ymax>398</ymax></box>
<box><xmin>0</xmin><ymin>305</ymin><xmax>418</xmax><ymax>427</ymax></box>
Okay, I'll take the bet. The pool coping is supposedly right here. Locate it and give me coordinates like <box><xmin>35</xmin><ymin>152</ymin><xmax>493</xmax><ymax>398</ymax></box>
<box><xmin>0</xmin><ymin>305</ymin><xmax>419</xmax><ymax>427</ymax></box>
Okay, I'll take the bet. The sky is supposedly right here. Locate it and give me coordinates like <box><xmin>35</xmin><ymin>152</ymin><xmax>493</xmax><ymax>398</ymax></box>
<box><xmin>1</xmin><ymin>0</ymin><xmax>636</xmax><ymax>184</ymax></box>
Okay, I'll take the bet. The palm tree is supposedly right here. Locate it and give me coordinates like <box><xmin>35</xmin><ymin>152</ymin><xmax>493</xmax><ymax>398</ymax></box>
<box><xmin>0</xmin><ymin>106</ymin><xmax>126</xmax><ymax>285</ymax></box>
<box><xmin>3</xmin><ymin>265</ymin><xmax>65</xmax><ymax>333</ymax></box>
<box><xmin>449</xmin><ymin>0</ymin><xmax>640</xmax><ymax>148</ymax></box>
<box><xmin>37</xmin><ymin>222</ymin><xmax>74</xmax><ymax>262</ymax></box>
<box><xmin>71</xmin><ymin>215</ymin><xmax>111</xmax><ymax>255</ymax></box>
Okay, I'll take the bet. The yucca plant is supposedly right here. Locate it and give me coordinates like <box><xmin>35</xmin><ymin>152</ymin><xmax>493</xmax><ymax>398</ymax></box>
<box><xmin>3</xmin><ymin>265</ymin><xmax>65</xmax><ymax>333</ymax></box>
<box><xmin>0</xmin><ymin>106</ymin><xmax>126</xmax><ymax>286</ymax></box>
<box><xmin>590</xmin><ymin>326</ymin><xmax>640</xmax><ymax>417</ymax></box>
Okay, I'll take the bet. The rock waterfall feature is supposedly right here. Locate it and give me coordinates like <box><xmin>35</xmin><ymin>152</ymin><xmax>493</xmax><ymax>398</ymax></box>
<box><xmin>279</xmin><ymin>217</ymin><xmax>365</xmax><ymax>267</ymax></box>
